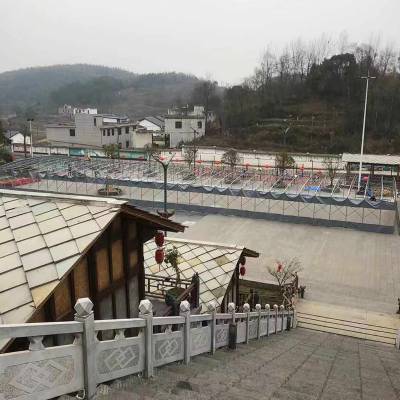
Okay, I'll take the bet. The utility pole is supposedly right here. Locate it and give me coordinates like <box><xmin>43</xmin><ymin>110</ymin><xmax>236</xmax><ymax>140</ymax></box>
<box><xmin>357</xmin><ymin>72</ymin><xmax>376</xmax><ymax>191</ymax></box>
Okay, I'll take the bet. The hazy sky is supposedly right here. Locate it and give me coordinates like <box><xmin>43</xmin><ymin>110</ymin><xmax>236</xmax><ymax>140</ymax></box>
<box><xmin>1</xmin><ymin>0</ymin><xmax>399</xmax><ymax>84</ymax></box>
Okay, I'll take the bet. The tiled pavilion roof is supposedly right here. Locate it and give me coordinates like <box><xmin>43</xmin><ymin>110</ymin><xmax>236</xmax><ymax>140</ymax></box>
<box><xmin>0</xmin><ymin>189</ymin><xmax>184</xmax><ymax>331</ymax></box>
<box><xmin>144</xmin><ymin>237</ymin><xmax>259</xmax><ymax>310</ymax></box>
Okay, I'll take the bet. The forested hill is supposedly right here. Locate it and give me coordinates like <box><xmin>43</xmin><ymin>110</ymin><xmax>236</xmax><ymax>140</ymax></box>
<box><xmin>0</xmin><ymin>64</ymin><xmax>200</xmax><ymax>117</ymax></box>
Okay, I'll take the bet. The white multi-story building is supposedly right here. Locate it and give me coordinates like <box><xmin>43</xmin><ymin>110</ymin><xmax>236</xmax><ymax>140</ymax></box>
<box><xmin>164</xmin><ymin>105</ymin><xmax>206</xmax><ymax>147</ymax></box>
<box><xmin>46</xmin><ymin>113</ymin><xmax>152</xmax><ymax>149</ymax></box>
<box><xmin>58</xmin><ymin>104</ymin><xmax>98</xmax><ymax>116</ymax></box>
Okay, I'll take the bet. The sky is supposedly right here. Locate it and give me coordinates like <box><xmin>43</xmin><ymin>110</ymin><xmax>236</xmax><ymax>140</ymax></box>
<box><xmin>1</xmin><ymin>0</ymin><xmax>399</xmax><ymax>84</ymax></box>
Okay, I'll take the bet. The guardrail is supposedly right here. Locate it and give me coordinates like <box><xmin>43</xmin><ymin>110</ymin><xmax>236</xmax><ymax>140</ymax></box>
<box><xmin>0</xmin><ymin>298</ymin><xmax>296</xmax><ymax>399</ymax></box>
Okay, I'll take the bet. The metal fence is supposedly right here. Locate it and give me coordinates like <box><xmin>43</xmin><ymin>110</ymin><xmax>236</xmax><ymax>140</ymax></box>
<box><xmin>0</xmin><ymin>155</ymin><xmax>396</xmax><ymax>233</ymax></box>
<box><xmin>0</xmin><ymin>298</ymin><xmax>295</xmax><ymax>400</ymax></box>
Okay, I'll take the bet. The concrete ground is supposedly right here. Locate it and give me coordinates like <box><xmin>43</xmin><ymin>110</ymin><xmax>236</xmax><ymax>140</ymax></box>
<box><xmin>97</xmin><ymin>328</ymin><xmax>400</xmax><ymax>400</ymax></box>
<box><xmin>170</xmin><ymin>212</ymin><xmax>400</xmax><ymax>316</ymax></box>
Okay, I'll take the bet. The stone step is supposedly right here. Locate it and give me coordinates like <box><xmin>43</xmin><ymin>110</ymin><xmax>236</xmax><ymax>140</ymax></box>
<box><xmin>297</xmin><ymin>311</ymin><xmax>398</xmax><ymax>334</ymax></box>
<box><xmin>297</xmin><ymin>314</ymin><xmax>397</xmax><ymax>346</ymax></box>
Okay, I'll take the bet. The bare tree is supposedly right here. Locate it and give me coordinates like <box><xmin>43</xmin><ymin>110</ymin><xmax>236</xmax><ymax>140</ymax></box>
<box><xmin>184</xmin><ymin>147</ymin><xmax>197</xmax><ymax>170</ymax></box>
<box><xmin>267</xmin><ymin>258</ymin><xmax>302</xmax><ymax>288</ymax></box>
<box><xmin>222</xmin><ymin>148</ymin><xmax>240</xmax><ymax>170</ymax></box>
<box><xmin>275</xmin><ymin>152</ymin><xmax>295</xmax><ymax>175</ymax></box>
<box><xmin>103</xmin><ymin>144</ymin><xmax>119</xmax><ymax>159</ymax></box>
<box><xmin>191</xmin><ymin>78</ymin><xmax>218</xmax><ymax>130</ymax></box>
<box><xmin>324</xmin><ymin>157</ymin><xmax>339</xmax><ymax>187</ymax></box>
<box><xmin>144</xmin><ymin>143</ymin><xmax>159</xmax><ymax>170</ymax></box>
<box><xmin>377</xmin><ymin>43</ymin><xmax>396</xmax><ymax>75</ymax></box>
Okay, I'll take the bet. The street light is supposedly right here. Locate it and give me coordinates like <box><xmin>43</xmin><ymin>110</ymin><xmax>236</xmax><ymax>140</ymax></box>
<box><xmin>357</xmin><ymin>72</ymin><xmax>376</xmax><ymax>191</ymax></box>
<box><xmin>27</xmin><ymin>118</ymin><xmax>34</xmax><ymax>158</ymax></box>
<box><xmin>153</xmin><ymin>152</ymin><xmax>175</xmax><ymax>221</ymax></box>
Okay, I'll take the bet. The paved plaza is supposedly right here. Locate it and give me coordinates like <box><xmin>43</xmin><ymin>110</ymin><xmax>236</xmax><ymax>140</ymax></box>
<box><xmin>98</xmin><ymin>328</ymin><xmax>400</xmax><ymax>400</ymax></box>
<box><xmin>171</xmin><ymin>212</ymin><xmax>400</xmax><ymax>316</ymax></box>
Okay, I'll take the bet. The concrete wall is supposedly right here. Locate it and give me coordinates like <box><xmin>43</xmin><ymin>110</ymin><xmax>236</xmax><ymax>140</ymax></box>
<box><xmin>74</xmin><ymin>114</ymin><xmax>102</xmax><ymax>147</ymax></box>
<box><xmin>132</xmin><ymin>131</ymin><xmax>153</xmax><ymax>149</ymax></box>
<box><xmin>47</xmin><ymin>114</ymin><xmax>102</xmax><ymax>147</ymax></box>
<box><xmin>46</xmin><ymin>126</ymin><xmax>76</xmax><ymax>145</ymax></box>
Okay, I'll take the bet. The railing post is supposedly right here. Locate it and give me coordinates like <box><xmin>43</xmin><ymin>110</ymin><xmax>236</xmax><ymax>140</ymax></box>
<box><xmin>180</xmin><ymin>300</ymin><xmax>191</xmax><ymax>365</ymax></box>
<box><xmin>243</xmin><ymin>303</ymin><xmax>250</xmax><ymax>344</ymax></box>
<box><xmin>396</xmin><ymin>329</ymin><xmax>400</xmax><ymax>350</ymax></box>
<box><xmin>280</xmin><ymin>305</ymin><xmax>285</xmax><ymax>332</ymax></box>
<box><xmin>228</xmin><ymin>302</ymin><xmax>237</xmax><ymax>349</ymax></box>
<box><xmin>74</xmin><ymin>298</ymin><xmax>96</xmax><ymax>400</ymax></box>
<box><xmin>228</xmin><ymin>302</ymin><xmax>236</xmax><ymax>324</ymax></box>
<box><xmin>139</xmin><ymin>299</ymin><xmax>154</xmax><ymax>378</ymax></box>
<box><xmin>265</xmin><ymin>304</ymin><xmax>270</xmax><ymax>337</ymax></box>
<box><xmin>273</xmin><ymin>304</ymin><xmax>278</xmax><ymax>334</ymax></box>
<box><xmin>207</xmin><ymin>300</ymin><xmax>217</xmax><ymax>354</ymax></box>
<box><xmin>255</xmin><ymin>304</ymin><xmax>261</xmax><ymax>339</ymax></box>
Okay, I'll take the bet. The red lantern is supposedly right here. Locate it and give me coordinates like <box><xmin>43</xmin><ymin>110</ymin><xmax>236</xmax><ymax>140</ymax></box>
<box><xmin>240</xmin><ymin>265</ymin><xmax>246</xmax><ymax>276</ymax></box>
<box><xmin>155</xmin><ymin>231</ymin><xmax>164</xmax><ymax>247</ymax></box>
<box><xmin>155</xmin><ymin>248</ymin><xmax>164</xmax><ymax>264</ymax></box>
<box><xmin>239</xmin><ymin>255</ymin><xmax>246</xmax><ymax>266</ymax></box>
<box><xmin>277</xmin><ymin>263</ymin><xmax>283</xmax><ymax>272</ymax></box>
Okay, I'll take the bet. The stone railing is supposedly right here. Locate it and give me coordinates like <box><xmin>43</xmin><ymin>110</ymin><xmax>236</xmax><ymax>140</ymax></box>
<box><xmin>0</xmin><ymin>299</ymin><xmax>296</xmax><ymax>400</ymax></box>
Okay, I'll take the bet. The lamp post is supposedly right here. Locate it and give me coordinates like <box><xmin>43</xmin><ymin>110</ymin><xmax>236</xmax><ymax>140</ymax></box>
<box><xmin>357</xmin><ymin>72</ymin><xmax>376</xmax><ymax>191</ymax></box>
<box><xmin>153</xmin><ymin>153</ymin><xmax>175</xmax><ymax>221</ymax></box>
<box><xmin>27</xmin><ymin>118</ymin><xmax>34</xmax><ymax>158</ymax></box>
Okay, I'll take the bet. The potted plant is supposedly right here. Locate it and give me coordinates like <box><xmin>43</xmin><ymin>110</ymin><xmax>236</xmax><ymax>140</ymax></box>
<box><xmin>164</xmin><ymin>246</ymin><xmax>185</xmax><ymax>306</ymax></box>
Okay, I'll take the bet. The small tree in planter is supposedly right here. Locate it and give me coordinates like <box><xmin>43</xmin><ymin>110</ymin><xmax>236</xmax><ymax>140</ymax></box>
<box><xmin>165</xmin><ymin>246</ymin><xmax>181</xmax><ymax>284</ymax></box>
<box><xmin>164</xmin><ymin>246</ymin><xmax>185</xmax><ymax>308</ymax></box>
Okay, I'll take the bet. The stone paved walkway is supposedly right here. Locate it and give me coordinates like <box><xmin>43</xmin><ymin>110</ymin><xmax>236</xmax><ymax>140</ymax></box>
<box><xmin>97</xmin><ymin>328</ymin><xmax>400</xmax><ymax>400</ymax></box>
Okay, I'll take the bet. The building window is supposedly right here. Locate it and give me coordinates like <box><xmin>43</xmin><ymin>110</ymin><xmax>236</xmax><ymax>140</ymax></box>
<box><xmin>118</xmin><ymin>128</ymin><xmax>122</xmax><ymax>135</ymax></box>
<box><xmin>197</xmin><ymin>121</ymin><xmax>202</xmax><ymax>129</ymax></box>
<box><xmin>69</xmin><ymin>129</ymin><xmax>76</xmax><ymax>137</ymax></box>
<box><xmin>102</xmin><ymin>130</ymin><xmax>105</xmax><ymax>136</ymax></box>
<box><xmin>107</xmin><ymin>129</ymin><xmax>110</xmax><ymax>136</ymax></box>
<box><xmin>112</xmin><ymin>129</ymin><xmax>115</xmax><ymax>136</ymax></box>
<box><xmin>118</xmin><ymin>142</ymin><xmax>122</xmax><ymax>149</ymax></box>
<box><xmin>175</xmin><ymin>121</ymin><xmax>182</xmax><ymax>129</ymax></box>
<box><xmin>94</xmin><ymin>118</ymin><xmax>97</xmax><ymax>127</ymax></box>
<box><xmin>125</xmin><ymin>126</ymin><xmax>129</xmax><ymax>134</ymax></box>
<box><xmin>126</xmin><ymin>141</ymin><xmax>129</xmax><ymax>148</ymax></box>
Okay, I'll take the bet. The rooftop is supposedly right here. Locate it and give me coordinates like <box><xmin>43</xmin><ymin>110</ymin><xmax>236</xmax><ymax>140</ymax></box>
<box><xmin>0</xmin><ymin>188</ymin><xmax>184</xmax><ymax>334</ymax></box>
<box><xmin>144</xmin><ymin>237</ymin><xmax>258</xmax><ymax>310</ymax></box>
<box><xmin>342</xmin><ymin>153</ymin><xmax>400</xmax><ymax>166</ymax></box>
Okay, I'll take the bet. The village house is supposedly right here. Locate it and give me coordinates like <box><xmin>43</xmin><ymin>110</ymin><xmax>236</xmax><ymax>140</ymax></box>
<box><xmin>164</xmin><ymin>105</ymin><xmax>206</xmax><ymax>147</ymax></box>
<box><xmin>46</xmin><ymin>113</ymin><xmax>153</xmax><ymax>149</ymax></box>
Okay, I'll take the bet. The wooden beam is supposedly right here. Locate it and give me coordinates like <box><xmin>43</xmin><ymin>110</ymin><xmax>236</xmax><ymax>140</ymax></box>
<box><xmin>121</xmin><ymin>204</ymin><xmax>185</xmax><ymax>233</ymax></box>
<box><xmin>121</xmin><ymin>217</ymin><xmax>132</xmax><ymax>318</ymax></box>
<box><xmin>137</xmin><ymin>223</ymin><xmax>145</xmax><ymax>301</ymax></box>
<box><xmin>107</xmin><ymin>223</ymin><xmax>117</xmax><ymax>319</ymax></box>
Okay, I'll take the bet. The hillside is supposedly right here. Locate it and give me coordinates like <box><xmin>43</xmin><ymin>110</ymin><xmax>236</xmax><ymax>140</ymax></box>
<box><xmin>0</xmin><ymin>64</ymin><xmax>200</xmax><ymax>118</ymax></box>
